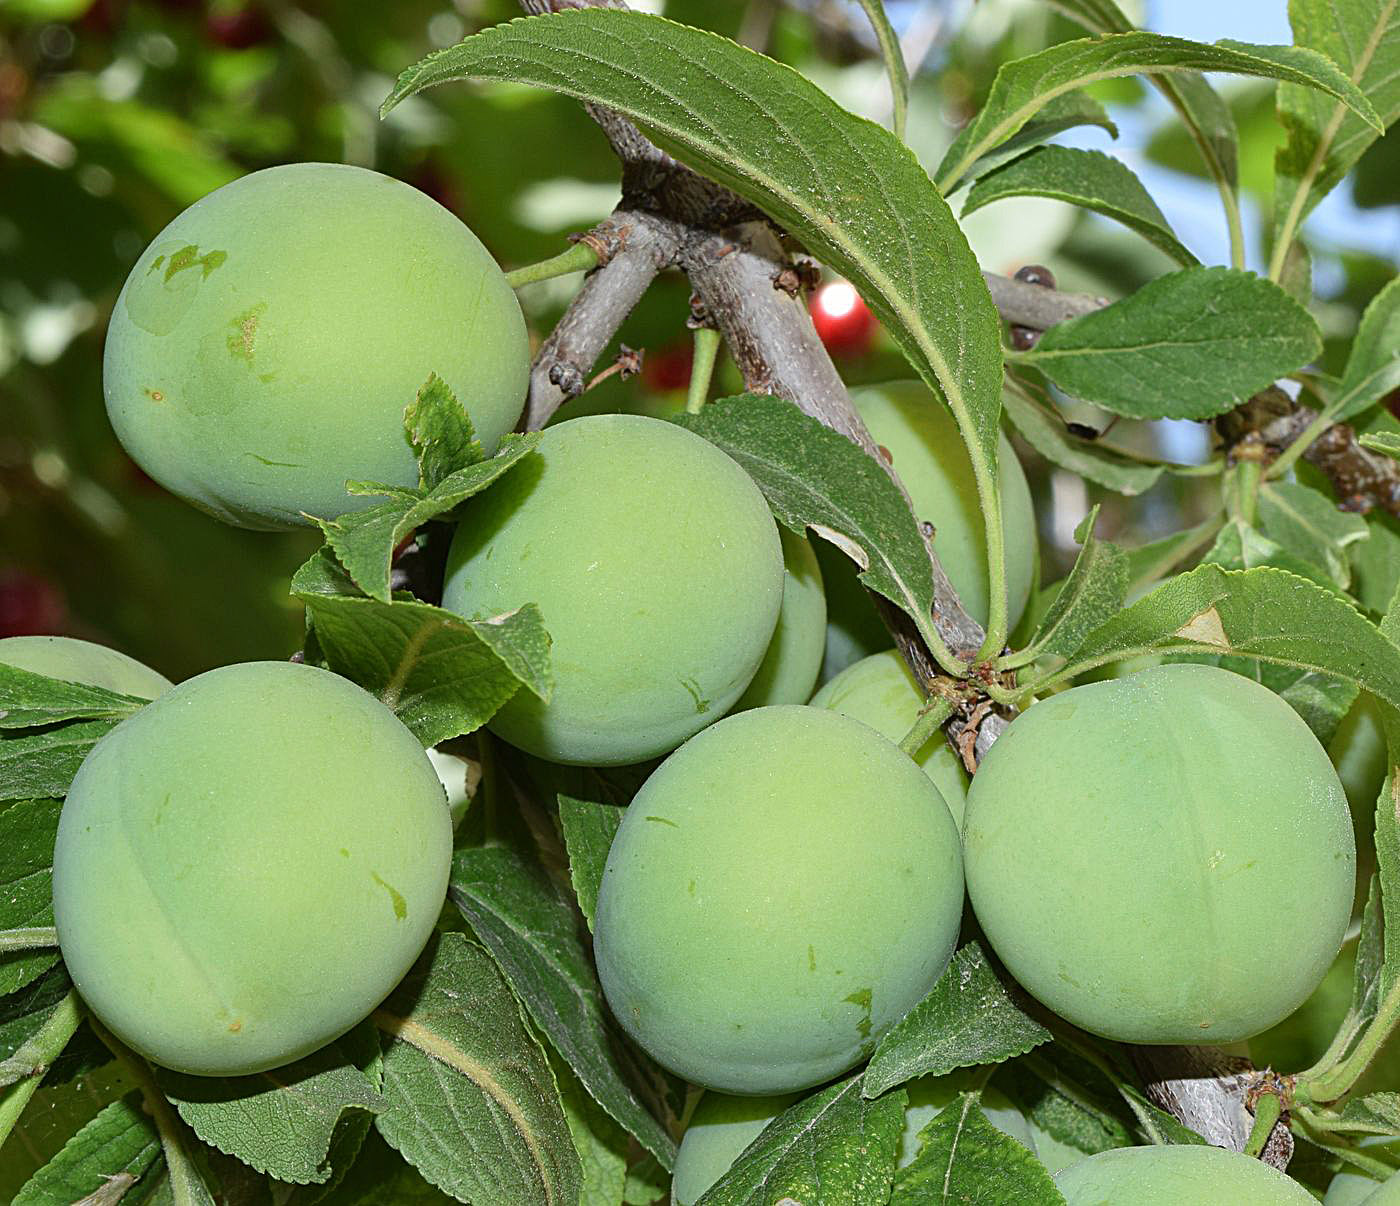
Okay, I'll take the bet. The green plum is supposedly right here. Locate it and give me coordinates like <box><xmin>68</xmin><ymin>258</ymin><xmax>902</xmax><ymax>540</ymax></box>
<box><xmin>964</xmin><ymin>663</ymin><xmax>1354</xmax><ymax>1045</ymax></box>
<box><xmin>104</xmin><ymin>162</ymin><xmax>528</xmax><ymax>528</ymax></box>
<box><xmin>1326</xmin><ymin>1166</ymin><xmax>1400</xmax><ymax>1206</ymax></box>
<box><xmin>809</xmin><ymin>650</ymin><xmax>968</xmax><ymax>828</ymax></box>
<box><xmin>850</xmin><ymin>380</ymin><xmax>1037</xmax><ymax>630</ymax></box>
<box><xmin>0</xmin><ymin>635</ymin><xmax>172</xmax><ymax>698</ymax></box>
<box><xmin>443</xmin><ymin>414</ymin><xmax>784</xmax><ymax>766</ymax></box>
<box><xmin>733</xmin><ymin>529</ymin><xmax>826</xmax><ymax>710</ymax></box>
<box><xmin>814</xmin><ymin>537</ymin><xmax>892</xmax><ymax>684</ymax></box>
<box><xmin>671</xmin><ymin>1072</ymin><xmax>1032</xmax><ymax>1205</ymax></box>
<box><xmin>594</xmin><ymin>705</ymin><xmax>963</xmax><ymax>1095</ymax></box>
<box><xmin>1054</xmin><ymin>1145</ymin><xmax>1316</xmax><ymax>1204</ymax></box>
<box><xmin>53</xmin><ymin>661</ymin><xmax>452</xmax><ymax>1076</ymax></box>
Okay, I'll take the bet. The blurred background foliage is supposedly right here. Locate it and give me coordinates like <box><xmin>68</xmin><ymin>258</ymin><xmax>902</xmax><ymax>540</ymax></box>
<box><xmin>0</xmin><ymin>0</ymin><xmax>1396</xmax><ymax>681</ymax></box>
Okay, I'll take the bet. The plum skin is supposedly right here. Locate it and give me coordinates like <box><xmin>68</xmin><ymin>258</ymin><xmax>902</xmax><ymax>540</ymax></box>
<box><xmin>809</xmin><ymin>650</ymin><xmax>968</xmax><ymax>828</ymax></box>
<box><xmin>1055</xmin><ymin>1145</ymin><xmax>1316</xmax><ymax>1204</ymax></box>
<box><xmin>733</xmin><ymin>529</ymin><xmax>826</xmax><ymax>710</ymax></box>
<box><xmin>0</xmin><ymin>636</ymin><xmax>172</xmax><ymax>699</ymax></box>
<box><xmin>964</xmin><ymin>662</ymin><xmax>1354</xmax><ymax>1045</ymax></box>
<box><xmin>103</xmin><ymin>162</ymin><xmax>528</xmax><ymax>529</ymax></box>
<box><xmin>443</xmin><ymin>414</ymin><xmax>784</xmax><ymax>766</ymax></box>
<box><xmin>850</xmin><ymin>380</ymin><xmax>1037</xmax><ymax>630</ymax></box>
<box><xmin>52</xmin><ymin>661</ymin><xmax>452</xmax><ymax>1076</ymax></box>
<box><xmin>593</xmin><ymin>705</ymin><xmax>963</xmax><ymax>1095</ymax></box>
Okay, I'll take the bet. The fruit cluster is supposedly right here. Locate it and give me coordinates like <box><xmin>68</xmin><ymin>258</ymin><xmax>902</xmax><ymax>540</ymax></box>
<box><xmin>25</xmin><ymin>163</ymin><xmax>1367</xmax><ymax>1198</ymax></box>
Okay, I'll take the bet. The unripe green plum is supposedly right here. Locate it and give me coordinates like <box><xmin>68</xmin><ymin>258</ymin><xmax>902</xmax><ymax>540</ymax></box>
<box><xmin>809</xmin><ymin>650</ymin><xmax>967</xmax><ymax>828</ymax></box>
<box><xmin>53</xmin><ymin>661</ymin><xmax>452</xmax><ymax>1076</ymax></box>
<box><xmin>964</xmin><ymin>663</ymin><xmax>1353</xmax><ymax>1045</ymax></box>
<box><xmin>1326</xmin><ymin>1166</ymin><xmax>1400</xmax><ymax>1206</ymax></box>
<box><xmin>594</xmin><ymin>706</ymin><xmax>963</xmax><ymax>1094</ymax></box>
<box><xmin>850</xmin><ymin>380</ymin><xmax>1037</xmax><ymax>630</ymax></box>
<box><xmin>443</xmin><ymin>415</ymin><xmax>784</xmax><ymax>766</ymax></box>
<box><xmin>733</xmin><ymin>529</ymin><xmax>826</xmax><ymax>710</ymax></box>
<box><xmin>1054</xmin><ymin>1145</ymin><xmax>1316</xmax><ymax>1204</ymax></box>
<box><xmin>104</xmin><ymin>163</ymin><xmax>528</xmax><ymax>529</ymax></box>
<box><xmin>671</xmin><ymin>1072</ymin><xmax>1032</xmax><ymax>1204</ymax></box>
<box><xmin>814</xmin><ymin>538</ymin><xmax>892</xmax><ymax>683</ymax></box>
<box><xmin>0</xmin><ymin>636</ymin><xmax>172</xmax><ymax>699</ymax></box>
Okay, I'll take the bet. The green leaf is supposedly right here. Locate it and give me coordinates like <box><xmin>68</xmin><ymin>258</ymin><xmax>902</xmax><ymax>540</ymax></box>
<box><xmin>549</xmin><ymin>1051</ymin><xmax>629</xmax><ymax>1206</ymax></box>
<box><xmin>1330</xmin><ymin>1093</ymin><xmax>1400</xmax><ymax>1135</ymax></box>
<box><xmin>1015</xmin><ymin>267</ymin><xmax>1322</xmax><ymax>421</ymax></box>
<box><xmin>0</xmin><ymin>720</ymin><xmax>119</xmax><ymax>803</ymax></box>
<box><xmin>315</xmin><ymin>434</ymin><xmax>540</xmax><ymax>604</ymax></box>
<box><xmin>1273</xmin><ymin>0</ymin><xmax>1400</xmax><ymax>270</ymax></box>
<box><xmin>863</xmin><ymin>942</ymin><xmax>1051</xmax><ymax>1099</ymax></box>
<box><xmin>1023</xmin><ymin>507</ymin><xmax>1128</xmax><ymax>662</ymax></box>
<box><xmin>1257</xmin><ymin>481</ymin><xmax>1369</xmax><ymax>589</ymax></box>
<box><xmin>1046</xmin><ymin>0</ymin><xmax>1240</xmax><ymax>196</ymax></box>
<box><xmin>449</xmin><ymin>844</ymin><xmax>677</xmax><ymax>1168</ymax></box>
<box><xmin>0</xmin><ymin>798</ymin><xmax>61</xmax><ymax>996</ymax></box>
<box><xmin>1121</xmin><ymin>518</ymin><xmax>1223</xmax><ymax>597</ymax></box>
<box><xmin>1362</xmin><ymin>433</ymin><xmax>1400</xmax><ymax>461</ymax></box>
<box><xmin>382</xmin><ymin>9</ymin><xmax>1007</xmax><ymax>630</ymax></box>
<box><xmin>1000</xmin><ymin>384</ymin><xmax>1163</xmax><ymax>496</ymax></box>
<box><xmin>937</xmin><ymin>32</ymin><xmax>1379</xmax><ymax>193</ymax></box>
<box><xmin>405</xmin><ymin>372</ymin><xmax>484</xmax><ymax>491</ymax></box>
<box><xmin>677</xmin><ymin>396</ymin><xmax>942</xmax><ymax>658</ymax></box>
<box><xmin>624</xmin><ymin>1155</ymin><xmax>668</xmax><ymax>1205</ymax></box>
<box><xmin>958</xmin><ymin>91</ymin><xmax>1118</xmax><ymax>187</ymax></box>
<box><xmin>156</xmin><ymin>1024</ymin><xmax>384</xmax><ymax>1185</ymax></box>
<box><xmin>0</xmin><ymin>964</ymin><xmax>78</xmax><ymax>1088</ymax></box>
<box><xmin>1202</xmin><ymin>519</ymin><xmax>1341</xmax><ymax>593</ymax></box>
<box><xmin>557</xmin><ymin>795</ymin><xmax>622</xmax><ymax>933</ymax></box>
<box><xmin>965</xmin><ymin>146</ymin><xmax>1197</xmax><ymax>266</ymax></box>
<box><xmin>1007</xmin><ymin>1053</ymin><xmax>1135</xmax><ymax>1161</ymax></box>
<box><xmin>12</xmin><ymin>1094</ymin><xmax>161</xmax><ymax>1206</ymax></box>
<box><xmin>1044</xmin><ymin>565</ymin><xmax>1400</xmax><ymax>712</ymax></box>
<box><xmin>296</xmin><ymin>593</ymin><xmax>551</xmax><ymax>748</ymax></box>
<box><xmin>0</xmin><ymin>665</ymin><xmax>145</xmax><ymax>730</ymax></box>
<box><xmin>889</xmin><ymin>1094</ymin><xmax>1063</xmax><ymax>1206</ymax></box>
<box><xmin>1337</xmin><ymin>278</ymin><xmax>1400</xmax><ymax>423</ymax></box>
<box><xmin>697</xmin><ymin>1075</ymin><xmax>903</xmax><ymax>1206</ymax></box>
<box><xmin>373</xmin><ymin>932</ymin><xmax>582</xmax><ymax>1206</ymax></box>
<box><xmin>854</xmin><ymin>0</ymin><xmax>908</xmax><ymax>142</ymax></box>
<box><xmin>1375</xmin><ymin>584</ymin><xmax>1400</xmax><ymax>1001</ymax></box>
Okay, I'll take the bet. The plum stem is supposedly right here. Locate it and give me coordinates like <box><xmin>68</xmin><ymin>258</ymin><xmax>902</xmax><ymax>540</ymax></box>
<box><xmin>685</xmin><ymin>328</ymin><xmax>722</xmax><ymax>415</ymax></box>
<box><xmin>506</xmin><ymin>241</ymin><xmax>601</xmax><ymax>290</ymax></box>
<box><xmin>1243</xmin><ymin>1091</ymin><xmax>1281</xmax><ymax>1158</ymax></box>
<box><xmin>897</xmin><ymin>698</ymin><xmax>953</xmax><ymax>759</ymax></box>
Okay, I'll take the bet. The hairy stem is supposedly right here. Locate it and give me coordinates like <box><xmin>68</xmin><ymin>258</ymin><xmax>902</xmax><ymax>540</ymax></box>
<box><xmin>685</xmin><ymin>327</ymin><xmax>722</xmax><ymax>415</ymax></box>
<box><xmin>506</xmin><ymin>241</ymin><xmax>600</xmax><ymax>290</ymax></box>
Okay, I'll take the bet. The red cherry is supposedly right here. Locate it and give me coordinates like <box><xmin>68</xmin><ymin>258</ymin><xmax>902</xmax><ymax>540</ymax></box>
<box><xmin>641</xmin><ymin>342</ymin><xmax>694</xmax><ymax>393</ymax></box>
<box><xmin>810</xmin><ymin>281</ymin><xmax>877</xmax><ymax>358</ymax></box>
<box><xmin>0</xmin><ymin>571</ymin><xmax>67</xmax><ymax>638</ymax></box>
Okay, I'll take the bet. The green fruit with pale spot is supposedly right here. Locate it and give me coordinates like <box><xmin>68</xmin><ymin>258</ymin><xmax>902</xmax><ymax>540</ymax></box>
<box><xmin>965</xmin><ymin>663</ymin><xmax>1353</xmax><ymax>1045</ymax></box>
<box><xmin>104</xmin><ymin>162</ymin><xmax>528</xmax><ymax>529</ymax></box>
<box><xmin>809</xmin><ymin>650</ymin><xmax>967</xmax><ymax>828</ymax></box>
<box><xmin>53</xmin><ymin>661</ymin><xmax>452</xmax><ymax>1076</ymax></box>
<box><xmin>733</xmin><ymin>529</ymin><xmax>826</xmax><ymax>710</ymax></box>
<box><xmin>0</xmin><ymin>636</ymin><xmax>172</xmax><ymax>699</ymax></box>
<box><xmin>594</xmin><ymin>705</ymin><xmax>963</xmax><ymax>1095</ymax></box>
<box><xmin>443</xmin><ymin>414</ymin><xmax>784</xmax><ymax>766</ymax></box>
<box><xmin>1055</xmin><ymin>1145</ymin><xmax>1316</xmax><ymax>1204</ymax></box>
<box><xmin>850</xmin><ymin>380</ymin><xmax>1037</xmax><ymax>630</ymax></box>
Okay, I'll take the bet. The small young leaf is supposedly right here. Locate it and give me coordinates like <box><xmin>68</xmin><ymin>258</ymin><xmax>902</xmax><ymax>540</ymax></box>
<box><xmin>890</xmin><ymin>1094</ymin><xmax>1063</xmax><ymax>1206</ymax></box>
<box><xmin>1362</xmin><ymin>433</ymin><xmax>1400</xmax><ymax>461</ymax></box>
<box><xmin>697</xmin><ymin>1075</ymin><xmax>904</xmax><ymax>1206</ymax></box>
<box><xmin>404</xmin><ymin>372</ymin><xmax>484</xmax><ymax>491</ymax></box>
<box><xmin>449</xmin><ymin>844</ymin><xmax>677</xmax><ymax>1168</ymax></box>
<box><xmin>1257</xmin><ymin>481</ymin><xmax>1369</xmax><ymax>589</ymax></box>
<box><xmin>1023</xmin><ymin>507</ymin><xmax>1129</xmax><ymax>661</ymax></box>
<box><xmin>0</xmin><ymin>665</ymin><xmax>145</xmax><ymax>731</ymax></box>
<box><xmin>1008</xmin><ymin>1046</ymin><xmax>1136</xmax><ymax>1158</ymax></box>
<box><xmin>1015</xmin><ymin>267</ymin><xmax>1321</xmax><ymax>421</ymax></box>
<box><xmin>965</xmin><ymin>146</ymin><xmax>1197</xmax><ymax>266</ymax></box>
<box><xmin>314</xmin><ymin>433</ymin><xmax>540</xmax><ymax>603</ymax></box>
<box><xmin>677</xmin><ymin>397</ymin><xmax>941</xmax><ymax>656</ymax></box>
<box><xmin>11</xmin><ymin>1094</ymin><xmax>161</xmax><ymax>1206</ymax></box>
<box><xmin>1202</xmin><ymin>519</ymin><xmax>1341</xmax><ymax>593</ymax></box>
<box><xmin>864</xmin><ymin>942</ymin><xmax>1051</xmax><ymax>1099</ymax></box>
<box><xmin>958</xmin><ymin>90</ymin><xmax>1118</xmax><ymax>186</ymax></box>
<box><xmin>297</xmin><ymin>593</ymin><xmax>551</xmax><ymax>748</ymax></box>
<box><xmin>1353</xmin><ymin>876</ymin><xmax>1385</xmax><ymax>1041</ymax></box>
<box><xmin>624</xmin><ymin>1155</ymin><xmax>669</xmax><ymax>1205</ymax></box>
<box><xmin>382</xmin><ymin>9</ymin><xmax>1007</xmax><ymax>601</ymax></box>
<box><xmin>373</xmin><ymin>932</ymin><xmax>582</xmax><ymax>1206</ymax></box>
<box><xmin>0</xmin><ymin>964</ymin><xmax>78</xmax><ymax>1088</ymax></box>
<box><xmin>0</xmin><ymin>798</ymin><xmax>61</xmax><ymax>996</ymax></box>
<box><xmin>1331</xmin><ymin>1092</ymin><xmax>1400</xmax><ymax>1136</ymax></box>
<box><xmin>1000</xmin><ymin>383</ymin><xmax>1163</xmax><ymax>496</ymax></box>
<box><xmin>937</xmin><ymin>31</ymin><xmax>1379</xmax><ymax>191</ymax></box>
<box><xmin>156</xmin><ymin>1024</ymin><xmax>384</xmax><ymax>1185</ymax></box>
<box><xmin>557</xmin><ymin>795</ymin><xmax>622</xmax><ymax>933</ymax></box>
<box><xmin>1337</xmin><ymin>278</ymin><xmax>1400</xmax><ymax>423</ymax></box>
<box><xmin>0</xmin><ymin>720</ymin><xmax>119</xmax><ymax>803</ymax></box>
